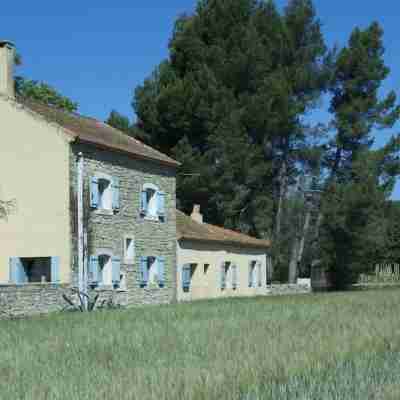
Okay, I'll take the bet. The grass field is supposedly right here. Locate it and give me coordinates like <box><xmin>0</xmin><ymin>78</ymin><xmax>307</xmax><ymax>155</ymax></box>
<box><xmin>1</xmin><ymin>290</ymin><xmax>400</xmax><ymax>400</ymax></box>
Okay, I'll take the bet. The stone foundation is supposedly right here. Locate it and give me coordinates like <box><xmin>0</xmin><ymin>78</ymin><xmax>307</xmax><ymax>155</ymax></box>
<box><xmin>0</xmin><ymin>284</ymin><xmax>128</xmax><ymax>319</ymax></box>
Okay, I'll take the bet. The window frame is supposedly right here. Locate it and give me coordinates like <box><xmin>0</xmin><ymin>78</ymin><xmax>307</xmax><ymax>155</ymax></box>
<box><xmin>123</xmin><ymin>235</ymin><xmax>135</xmax><ymax>264</ymax></box>
<box><xmin>140</xmin><ymin>183</ymin><xmax>166</xmax><ymax>222</ymax></box>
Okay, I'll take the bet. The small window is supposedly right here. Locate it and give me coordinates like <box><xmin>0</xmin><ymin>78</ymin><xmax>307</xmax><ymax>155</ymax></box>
<box><xmin>204</xmin><ymin>264</ymin><xmax>210</xmax><ymax>275</ymax></box>
<box><xmin>124</xmin><ymin>236</ymin><xmax>135</xmax><ymax>263</ymax></box>
<box><xmin>9</xmin><ymin>257</ymin><xmax>60</xmax><ymax>284</ymax></box>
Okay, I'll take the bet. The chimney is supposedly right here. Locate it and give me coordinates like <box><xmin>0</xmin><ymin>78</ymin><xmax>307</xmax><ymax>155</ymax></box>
<box><xmin>191</xmin><ymin>204</ymin><xmax>203</xmax><ymax>224</ymax></box>
<box><xmin>0</xmin><ymin>40</ymin><xmax>15</xmax><ymax>98</ymax></box>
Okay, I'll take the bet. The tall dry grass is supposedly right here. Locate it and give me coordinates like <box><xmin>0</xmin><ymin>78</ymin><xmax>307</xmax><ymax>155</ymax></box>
<box><xmin>0</xmin><ymin>290</ymin><xmax>399</xmax><ymax>399</ymax></box>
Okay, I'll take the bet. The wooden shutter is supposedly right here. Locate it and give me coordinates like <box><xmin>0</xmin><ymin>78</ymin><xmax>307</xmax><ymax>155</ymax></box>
<box><xmin>90</xmin><ymin>177</ymin><xmax>99</xmax><ymax>208</ymax></box>
<box><xmin>9</xmin><ymin>257</ymin><xmax>25</xmax><ymax>284</ymax></box>
<box><xmin>140</xmin><ymin>256</ymin><xmax>148</xmax><ymax>287</ymax></box>
<box><xmin>182</xmin><ymin>264</ymin><xmax>191</xmax><ymax>291</ymax></box>
<box><xmin>112</xmin><ymin>257</ymin><xmax>121</xmax><ymax>285</ymax></box>
<box><xmin>112</xmin><ymin>177</ymin><xmax>120</xmax><ymax>211</ymax></box>
<box><xmin>89</xmin><ymin>255</ymin><xmax>100</xmax><ymax>285</ymax></box>
<box><xmin>157</xmin><ymin>256</ymin><xmax>165</xmax><ymax>288</ymax></box>
<box><xmin>157</xmin><ymin>191</ymin><xmax>166</xmax><ymax>218</ymax></box>
<box><xmin>140</xmin><ymin>190</ymin><xmax>148</xmax><ymax>215</ymax></box>
<box><xmin>51</xmin><ymin>257</ymin><xmax>60</xmax><ymax>283</ymax></box>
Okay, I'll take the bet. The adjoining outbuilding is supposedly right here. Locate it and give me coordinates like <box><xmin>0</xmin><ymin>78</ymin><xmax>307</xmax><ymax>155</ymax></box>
<box><xmin>176</xmin><ymin>206</ymin><xmax>273</xmax><ymax>301</ymax></box>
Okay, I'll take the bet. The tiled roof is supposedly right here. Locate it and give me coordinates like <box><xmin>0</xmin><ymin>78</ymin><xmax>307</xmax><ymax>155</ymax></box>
<box><xmin>176</xmin><ymin>210</ymin><xmax>271</xmax><ymax>249</ymax></box>
<box><xmin>18</xmin><ymin>98</ymin><xmax>179</xmax><ymax>167</ymax></box>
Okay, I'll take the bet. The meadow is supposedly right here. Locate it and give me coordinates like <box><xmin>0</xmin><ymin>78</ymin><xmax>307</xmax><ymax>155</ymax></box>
<box><xmin>0</xmin><ymin>289</ymin><xmax>399</xmax><ymax>400</ymax></box>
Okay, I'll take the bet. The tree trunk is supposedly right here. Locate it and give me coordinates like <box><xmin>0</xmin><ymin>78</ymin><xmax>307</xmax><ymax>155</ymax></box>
<box><xmin>288</xmin><ymin>236</ymin><xmax>299</xmax><ymax>283</ymax></box>
<box><xmin>297</xmin><ymin>204</ymin><xmax>312</xmax><ymax>265</ymax></box>
<box><xmin>275</xmin><ymin>159</ymin><xmax>288</xmax><ymax>240</ymax></box>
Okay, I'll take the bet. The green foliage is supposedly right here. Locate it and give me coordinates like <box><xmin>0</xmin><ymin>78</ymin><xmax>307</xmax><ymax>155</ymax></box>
<box><xmin>106</xmin><ymin>110</ymin><xmax>131</xmax><ymax>133</ymax></box>
<box><xmin>1</xmin><ymin>291</ymin><xmax>400</xmax><ymax>399</ymax></box>
<box><xmin>15</xmin><ymin>77</ymin><xmax>78</xmax><ymax>112</ymax></box>
<box><xmin>134</xmin><ymin>0</ymin><xmax>331</xmax><ymax>245</ymax></box>
<box><xmin>319</xmin><ymin>22</ymin><xmax>400</xmax><ymax>288</ymax></box>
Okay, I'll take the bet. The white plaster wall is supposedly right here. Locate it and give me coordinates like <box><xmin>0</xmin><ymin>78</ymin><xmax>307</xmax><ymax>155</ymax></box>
<box><xmin>177</xmin><ymin>239</ymin><xmax>270</xmax><ymax>301</ymax></box>
<box><xmin>0</xmin><ymin>97</ymin><xmax>72</xmax><ymax>283</ymax></box>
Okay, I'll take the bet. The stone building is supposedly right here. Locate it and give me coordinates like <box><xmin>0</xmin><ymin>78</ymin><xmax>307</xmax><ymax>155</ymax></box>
<box><xmin>0</xmin><ymin>41</ymin><xmax>179</xmax><ymax>317</ymax></box>
<box><xmin>176</xmin><ymin>206</ymin><xmax>274</xmax><ymax>301</ymax></box>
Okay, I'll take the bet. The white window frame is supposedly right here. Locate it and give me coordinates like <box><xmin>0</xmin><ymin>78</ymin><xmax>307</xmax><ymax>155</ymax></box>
<box><xmin>142</xmin><ymin>183</ymin><xmax>165</xmax><ymax>221</ymax></box>
<box><xmin>95</xmin><ymin>248</ymin><xmax>113</xmax><ymax>287</ymax></box>
<box><xmin>123</xmin><ymin>235</ymin><xmax>135</xmax><ymax>264</ymax></box>
<box><xmin>147</xmin><ymin>256</ymin><xmax>158</xmax><ymax>285</ymax></box>
<box><xmin>94</xmin><ymin>172</ymin><xmax>113</xmax><ymax>214</ymax></box>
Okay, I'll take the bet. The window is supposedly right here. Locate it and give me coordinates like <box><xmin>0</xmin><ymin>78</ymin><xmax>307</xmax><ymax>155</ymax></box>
<box><xmin>9</xmin><ymin>257</ymin><xmax>60</xmax><ymax>284</ymax></box>
<box><xmin>140</xmin><ymin>256</ymin><xmax>165</xmax><ymax>288</ymax></box>
<box><xmin>124</xmin><ymin>236</ymin><xmax>135</xmax><ymax>263</ymax></box>
<box><xmin>204</xmin><ymin>264</ymin><xmax>210</xmax><ymax>275</ymax></box>
<box><xmin>99</xmin><ymin>254</ymin><xmax>112</xmax><ymax>285</ymax></box>
<box><xmin>98</xmin><ymin>178</ymin><xmax>112</xmax><ymax>210</ymax></box>
<box><xmin>220</xmin><ymin>262</ymin><xmax>231</xmax><ymax>290</ymax></box>
<box><xmin>140</xmin><ymin>183</ymin><xmax>165</xmax><ymax>221</ymax></box>
<box><xmin>249</xmin><ymin>261</ymin><xmax>262</xmax><ymax>288</ymax></box>
<box><xmin>89</xmin><ymin>252</ymin><xmax>121</xmax><ymax>287</ymax></box>
<box><xmin>182</xmin><ymin>264</ymin><xmax>196</xmax><ymax>292</ymax></box>
<box><xmin>90</xmin><ymin>174</ymin><xmax>120</xmax><ymax>212</ymax></box>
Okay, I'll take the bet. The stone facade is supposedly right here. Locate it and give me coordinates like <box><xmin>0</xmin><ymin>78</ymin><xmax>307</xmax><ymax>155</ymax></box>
<box><xmin>69</xmin><ymin>143</ymin><xmax>177</xmax><ymax>307</ymax></box>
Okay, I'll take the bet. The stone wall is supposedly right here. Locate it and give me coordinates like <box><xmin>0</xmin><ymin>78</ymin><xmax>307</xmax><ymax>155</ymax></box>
<box><xmin>69</xmin><ymin>143</ymin><xmax>177</xmax><ymax>308</ymax></box>
<box><xmin>0</xmin><ymin>284</ymin><xmax>128</xmax><ymax>319</ymax></box>
<box><xmin>268</xmin><ymin>283</ymin><xmax>311</xmax><ymax>296</ymax></box>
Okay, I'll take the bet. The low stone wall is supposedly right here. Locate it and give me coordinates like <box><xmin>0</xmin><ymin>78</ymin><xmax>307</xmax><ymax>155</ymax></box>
<box><xmin>267</xmin><ymin>283</ymin><xmax>311</xmax><ymax>296</ymax></box>
<box><xmin>0</xmin><ymin>284</ymin><xmax>128</xmax><ymax>319</ymax></box>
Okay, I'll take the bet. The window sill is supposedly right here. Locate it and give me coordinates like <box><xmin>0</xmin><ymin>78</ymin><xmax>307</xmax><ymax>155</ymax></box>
<box><xmin>93</xmin><ymin>208</ymin><xmax>115</xmax><ymax>216</ymax></box>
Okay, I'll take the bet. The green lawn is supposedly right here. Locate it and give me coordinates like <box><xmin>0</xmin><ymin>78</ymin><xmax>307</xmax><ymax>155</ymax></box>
<box><xmin>1</xmin><ymin>290</ymin><xmax>400</xmax><ymax>400</ymax></box>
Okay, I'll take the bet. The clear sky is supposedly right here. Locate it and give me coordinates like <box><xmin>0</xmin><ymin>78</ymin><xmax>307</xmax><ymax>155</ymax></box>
<box><xmin>2</xmin><ymin>1</ymin><xmax>400</xmax><ymax>197</ymax></box>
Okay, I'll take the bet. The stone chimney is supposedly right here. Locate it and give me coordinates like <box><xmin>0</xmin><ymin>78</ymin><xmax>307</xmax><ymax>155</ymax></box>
<box><xmin>0</xmin><ymin>40</ymin><xmax>15</xmax><ymax>98</ymax></box>
<box><xmin>191</xmin><ymin>204</ymin><xmax>203</xmax><ymax>224</ymax></box>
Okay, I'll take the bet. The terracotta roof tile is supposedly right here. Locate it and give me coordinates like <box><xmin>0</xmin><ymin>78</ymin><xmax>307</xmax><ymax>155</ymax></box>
<box><xmin>18</xmin><ymin>98</ymin><xmax>179</xmax><ymax>167</ymax></box>
<box><xmin>177</xmin><ymin>210</ymin><xmax>271</xmax><ymax>249</ymax></box>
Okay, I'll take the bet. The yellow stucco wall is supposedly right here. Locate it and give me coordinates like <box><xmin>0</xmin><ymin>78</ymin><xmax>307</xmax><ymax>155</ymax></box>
<box><xmin>177</xmin><ymin>239</ymin><xmax>270</xmax><ymax>301</ymax></box>
<box><xmin>0</xmin><ymin>98</ymin><xmax>72</xmax><ymax>283</ymax></box>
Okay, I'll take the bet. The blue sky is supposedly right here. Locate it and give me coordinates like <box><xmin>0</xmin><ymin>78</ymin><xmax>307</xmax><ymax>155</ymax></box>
<box><xmin>2</xmin><ymin>1</ymin><xmax>400</xmax><ymax>197</ymax></box>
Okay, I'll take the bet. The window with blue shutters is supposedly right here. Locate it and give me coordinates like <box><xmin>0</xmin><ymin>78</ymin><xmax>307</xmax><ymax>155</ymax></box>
<box><xmin>9</xmin><ymin>257</ymin><xmax>57</xmax><ymax>284</ymax></box>
<box><xmin>139</xmin><ymin>256</ymin><xmax>166</xmax><ymax>288</ymax></box>
<box><xmin>91</xmin><ymin>174</ymin><xmax>120</xmax><ymax>213</ymax></box>
<box><xmin>141</xmin><ymin>183</ymin><xmax>166</xmax><ymax>222</ymax></box>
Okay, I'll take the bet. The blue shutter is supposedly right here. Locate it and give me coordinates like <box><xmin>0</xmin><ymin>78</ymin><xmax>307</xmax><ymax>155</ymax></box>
<box><xmin>140</xmin><ymin>190</ymin><xmax>148</xmax><ymax>215</ymax></box>
<box><xmin>157</xmin><ymin>191</ymin><xmax>166</xmax><ymax>219</ymax></box>
<box><xmin>89</xmin><ymin>255</ymin><xmax>100</xmax><ymax>285</ymax></box>
<box><xmin>112</xmin><ymin>177</ymin><xmax>120</xmax><ymax>211</ymax></box>
<box><xmin>248</xmin><ymin>262</ymin><xmax>253</xmax><ymax>287</ymax></box>
<box><xmin>220</xmin><ymin>263</ymin><xmax>226</xmax><ymax>290</ymax></box>
<box><xmin>157</xmin><ymin>256</ymin><xmax>165</xmax><ymax>288</ymax></box>
<box><xmin>90</xmin><ymin>177</ymin><xmax>99</xmax><ymax>208</ymax></box>
<box><xmin>182</xmin><ymin>264</ymin><xmax>191</xmax><ymax>291</ymax></box>
<box><xmin>112</xmin><ymin>256</ymin><xmax>121</xmax><ymax>285</ymax></box>
<box><xmin>9</xmin><ymin>257</ymin><xmax>25</xmax><ymax>284</ymax></box>
<box><xmin>51</xmin><ymin>256</ymin><xmax>60</xmax><ymax>283</ymax></box>
<box><xmin>140</xmin><ymin>256</ymin><xmax>148</xmax><ymax>287</ymax></box>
